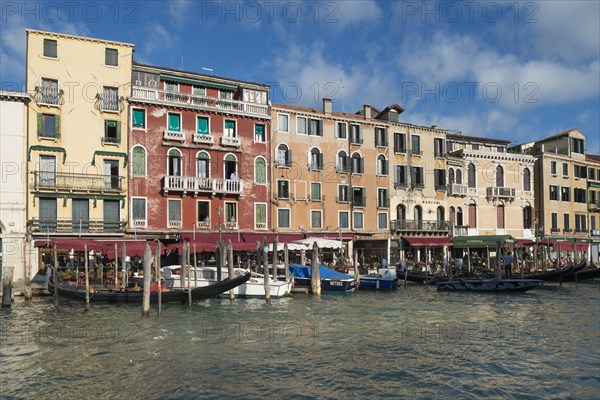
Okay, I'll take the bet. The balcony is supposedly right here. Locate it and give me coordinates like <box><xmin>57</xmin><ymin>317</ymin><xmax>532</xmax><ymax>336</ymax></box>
<box><xmin>550</xmin><ymin>228</ymin><xmax>560</xmax><ymax>234</ymax></box>
<box><xmin>448</xmin><ymin>183</ymin><xmax>468</xmax><ymax>196</ymax></box>
<box><xmin>589</xmin><ymin>200</ymin><xmax>600</xmax><ymax>210</ymax></box>
<box><xmin>225</xmin><ymin>221</ymin><xmax>238</xmax><ymax>230</ymax></box>
<box><xmin>101</xmin><ymin>136</ymin><xmax>120</xmax><ymax>146</ymax></box>
<box><xmin>193</xmin><ymin>133</ymin><xmax>214</xmax><ymax>145</ymax></box>
<box><xmin>130</xmin><ymin>86</ymin><xmax>270</xmax><ymax>117</ymax></box>
<box><xmin>163</xmin><ymin>176</ymin><xmax>242</xmax><ymax>196</ymax></box>
<box><xmin>255</xmin><ymin>222</ymin><xmax>267</xmax><ymax>230</ymax></box>
<box><xmin>275</xmin><ymin>159</ymin><xmax>292</xmax><ymax>168</ymax></box>
<box><xmin>168</xmin><ymin>220</ymin><xmax>182</xmax><ymax>229</ymax></box>
<box><xmin>394</xmin><ymin>182</ymin><xmax>408</xmax><ymax>189</ymax></box>
<box><xmin>220</xmin><ymin>136</ymin><xmax>241</xmax><ymax>147</ymax></box>
<box><xmin>391</xmin><ymin>219</ymin><xmax>450</xmax><ymax>232</ymax></box>
<box><xmin>434</xmin><ymin>151</ymin><xmax>446</xmax><ymax>158</ymax></box>
<box><xmin>35</xmin><ymin>86</ymin><xmax>62</xmax><ymax>106</ymax></box>
<box><xmin>410</xmin><ymin>149</ymin><xmax>423</xmax><ymax>156</ymax></box>
<box><xmin>411</xmin><ymin>182</ymin><xmax>425</xmax><ymax>190</ymax></box>
<box><xmin>486</xmin><ymin>187</ymin><xmax>516</xmax><ymax>200</ymax></box>
<box><xmin>350</xmin><ymin>136</ymin><xmax>363</xmax><ymax>145</ymax></box>
<box><xmin>30</xmin><ymin>218</ymin><xmax>125</xmax><ymax>234</ymax></box>
<box><xmin>308</xmin><ymin>162</ymin><xmax>323</xmax><ymax>171</ymax></box>
<box><xmin>164</xmin><ymin>130</ymin><xmax>185</xmax><ymax>141</ymax></box>
<box><xmin>132</xmin><ymin>220</ymin><xmax>146</xmax><ymax>228</ymax></box>
<box><xmin>197</xmin><ymin>220</ymin><xmax>211</xmax><ymax>229</ymax></box>
<box><xmin>33</xmin><ymin>171</ymin><xmax>123</xmax><ymax>193</ymax></box>
<box><xmin>451</xmin><ymin>225</ymin><xmax>469</xmax><ymax>237</ymax></box>
<box><xmin>394</xmin><ymin>147</ymin><xmax>407</xmax><ymax>154</ymax></box>
<box><xmin>336</xmin><ymin>165</ymin><xmax>351</xmax><ymax>173</ymax></box>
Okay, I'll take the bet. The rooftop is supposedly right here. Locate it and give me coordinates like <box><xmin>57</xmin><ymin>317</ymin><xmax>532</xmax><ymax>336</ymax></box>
<box><xmin>26</xmin><ymin>29</ymin><xmax>134</xmax><ymax>48</ymax></box>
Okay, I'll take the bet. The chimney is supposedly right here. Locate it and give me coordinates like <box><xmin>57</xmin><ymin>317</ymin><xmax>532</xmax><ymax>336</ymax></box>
<box><xmin>363</xmin><ymin>105</ymin><xmax>371</xmax><ymax>120</ymax></box>
<box><xmin>323</xmin><ymin>98</ymin><xmax>332</xmax><ymax>115</ymax></box>
<box><xmin>431</xmin><ymin>125</ymin><xmax>438</xmax><ymax>129</ymax></box>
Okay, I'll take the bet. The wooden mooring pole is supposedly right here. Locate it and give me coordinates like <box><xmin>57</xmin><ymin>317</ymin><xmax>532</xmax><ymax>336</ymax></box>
<box><xmin>53</xmin><ymin>245</ymin><xmax>59</xmax><ymax>308</ymax></box>
<box><xmin>84</xmin><ymin>244</ymin><xmax>90</xmax><ymax>311</ymax></box>
<box><xmin>187</xmin><ymin>242</ymin><xmax>192</xmax><ymax>307</ymax></box>
<box><xmin>1</xmin><ymin>267</ymin><xmax>14</xmax><ymax>308</ymax></box>
<box><xmin>311</xmin><ymin>243</ymin><xmax>321</xmax><ymax>295</ymax></box>
<box><xmin>263</xmin><ymin>239</ymin><xmax>271</xmax><ymax>303</ymax></box>
<box><xmin>227</xmin><ymin>240</ymin><xmax>235</xmax><ymax>301</ymax></box>
<box><xmin>155</xmin><ymin>242</ymin><xmax>162</xmax><ymax>316</ymax></box>
<box><xmin>193</xmin><ymin>243</ymin><xmax>198</xmax><ymax>287</ymax></box>
<box><xmin>284</xmin><ymin>243</ymin><xmax>290</xmax><ymax>283</ymax></box>
<box><xmin>142</xmin><ymin>244</ymin><xmax>152</xmax><ymax>317</ymax></box>
<box><xmin>114</xmin><ymin>243</ymin><xmax>119</xmax><ymax>289</ymax></box>
<box><xmin>122</xmin><ymin>243</ymin><xmax>127</xmax><ymax>288</ymax></box>
<box><xmin>272</xmin><ymin>236</ymin><xmax>279</xmax><ymax>281</ymax></box>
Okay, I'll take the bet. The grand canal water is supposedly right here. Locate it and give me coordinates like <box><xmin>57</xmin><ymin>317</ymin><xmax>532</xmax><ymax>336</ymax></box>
<box><xmin>1</xmin><ymin>282</ymin><xmax>599</xmax><ymax>399</ymax></box>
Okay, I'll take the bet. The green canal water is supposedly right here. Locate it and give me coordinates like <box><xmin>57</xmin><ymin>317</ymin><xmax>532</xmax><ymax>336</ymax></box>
<box><xmin>1</xmin><ymin>282</ymin><xmax>599</xmax><ymax>399</ymax></box>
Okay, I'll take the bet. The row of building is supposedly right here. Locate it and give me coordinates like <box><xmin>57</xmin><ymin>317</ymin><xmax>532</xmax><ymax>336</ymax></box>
<box><xmin>1</xmin><ymin>30</ymin><xmax>599</xmax><ymax>284</ymax></box>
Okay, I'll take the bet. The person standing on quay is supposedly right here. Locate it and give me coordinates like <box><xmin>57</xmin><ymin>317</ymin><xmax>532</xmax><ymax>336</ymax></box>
<box><xmin>504</xmin><ymin>252</ymin><xmax>514</xmax><ymax>277</ymax></box>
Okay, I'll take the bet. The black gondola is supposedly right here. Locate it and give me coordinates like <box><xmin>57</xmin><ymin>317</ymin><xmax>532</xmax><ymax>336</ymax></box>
<box><xmin>519</xmin><ymin>260</ymin><xmax>586</xmax><ymax>282</ymax></box>
<box><xmin>561</xmin><ymin>265</ymin><xmax>600</xmax><ymax>282</ymax></box>
<box><xmin>47</xmin><ymin>271</ymin><xmax>251</xmax><ymax>303</ymax></box>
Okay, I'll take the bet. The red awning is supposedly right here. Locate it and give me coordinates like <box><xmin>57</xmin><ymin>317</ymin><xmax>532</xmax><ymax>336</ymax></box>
<box><xmin>404</xmin><ymin>237</ymin><xmax>452</xmax><ymax>247</ymax></box>
<box><xmin>514</xmin><ymin>239</ymin><xmax>589</xmax><ymax>252</ymax></box>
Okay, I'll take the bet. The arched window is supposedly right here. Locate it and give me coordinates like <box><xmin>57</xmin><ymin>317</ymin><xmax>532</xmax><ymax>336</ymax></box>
<box><xmin>377</xmin><ymin>155</ymin><xmax>388</xmax><ymax>176</ymax></box>
<box><xmin>224</xmin><ymin>154</ymin><xmax>237</xmax><ymax>179</ymax></box>
<box><xmin>456</xmin><ymin>207</ymin><xmax>464</xmax><ymax>226</ymax></box>
<box><xmin>337</xmin><ymin>150</ymin><xmax>349</xmax><ymax>172</ymax></box>
<box><xmin>523</xmin><ymin>205</ymin><xmax>533</xmax><ymax>229</ymax></box>
<box><xmin>309</xmin><ymin>147</ymin><xmax>322</xmax><ymax>170</ymax></box>
<box><xmin>396</xmin><ymin>204</ymin><xmax>406</xmax><ymax>228</ymax></box>
<box><xmin>414</xmin><ymin>206</ymin><xmax>423</xmax><ymax>229</ymax></box>
<box><xmin>448</xmin><ymin>168</ymin><xmax>455</xmax><ymax>185</ymax></box>
<box><xmin>352</xmin><ymin>152</ymin><xmax>363</xmax><ymax>174</ymax></box>
<box><xmin>468</xmin><ymin>163</ymin><xmax>476</xmax><ymax>188</ymax></box>
<box><xmin>254</xmin><ymin>157</ymin><xmax>266</xmax><ymax>184</ymax></box>
<box><xmin>132</xmin><ymin>145</ymin><xmax>146</xmax><ymax>177</ymax></box>
<box><xmin>497</xmin><ymin>203</ymin><xmax>505</xmax><ymax>229</ymax></box>
<box><xmin>449</xmin><ymin>206</ymin><xmax>456</xmax><ymax>226</ymax></box>
<box><xmin>496</xmin><ymin>165</ymin><xmax>504</xmax><ymax>187</ymax></box>
<box><xmin>437</xmin><ymin>206</ymin><xmax>445</xmax><ymax>229</ymax></box>
<box><xmin>276</xmin><ymin>144</ymin><xmax>290</xmax><ymax>167</ymax></box>
<box><xmin>196</xmin><ymin>151</ymin><xmax>210</xmax><ymax>179</ymax></box>
<box><xmin>456</xmin><ymin>169</ymin><xmax>463</xmax><ymax>185</ymax></box>
<box><xmin>523</xmin><ymin>168</ymin><xmax>531</xmax><ymax>192</ymax></box>
<box><xmin>167</xmin><ymin>148</ymin><xmax>182</xmax><ymax>176</ymax></box>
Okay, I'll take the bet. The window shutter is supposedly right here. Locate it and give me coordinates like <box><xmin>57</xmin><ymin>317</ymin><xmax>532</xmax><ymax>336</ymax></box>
<box><xmin>317</xmin><ymin>153</ymin><xmax>323</xmax><ymax>169</ymax></box>
<box><xmin>116</xmin><ymin>121</ymin><xmax>121</xmax><ymax>143</ymax></box>
<box><xmin>318</xmin><ymin>121</ymin><xmax>323</xmax><ymax>136</ymax></box>
<box><xmin>359</xmin><ymin>157</ymin><xmax>364</xmax><ymax>174</ymax></box>
<box><xmin>361</xmin><ymin>189</ymin><xmax>366</xmax><ymax>206</ymax></box>
<box><xmin>287</xmin><ymin>149</ymin><xmax>292</xmax><ymax>164</ymax></box>
<box><xmin>55</xmin><ymin>115</ymin><xmax>61</xmax><ymax>139</ymax></box>
<box><xmin>37</xmin><ymin>113</ymin><xmax>42</xmax><ymax>136</ymax></box>
<box><xmin>383</xmin><ymin>129</ymin><xmax>388</xmax><ymax>146</ymax></box>
<box><xmin>358</xmin><ymin>125</ymin><xmax>363</xmax><ymax>143</ymax></box>
<box><xmin>383</xmin><ymin>160</ymin><xmax>388</xmax><ymax>175</ymax></box>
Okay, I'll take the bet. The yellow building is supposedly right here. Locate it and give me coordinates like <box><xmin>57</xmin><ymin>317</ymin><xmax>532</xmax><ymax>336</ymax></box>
<box><xmin>447</xmin><ymin>134</ymin><xmax>536</xmax><ymax>239</ymax></box>
<box><xmin>25</xmin><ymin>30</ymin><xmax>134</xmax><ymax>267</ymax></box>
<box><xmin>271</xmin><ymin>100</ymin><xmax>391</xmax><ymax>261</ymax></box>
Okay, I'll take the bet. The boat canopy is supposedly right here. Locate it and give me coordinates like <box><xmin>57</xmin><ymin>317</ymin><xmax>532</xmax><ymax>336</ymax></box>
<box><xmin>289</xmin><ymin>264</ymin><xmax>352</xmax><ymax>279</ymax></box>
<box><xmin>452</xmin><ymin>235</ymin><xmax>515</xmax><ymax>248</ymax></box>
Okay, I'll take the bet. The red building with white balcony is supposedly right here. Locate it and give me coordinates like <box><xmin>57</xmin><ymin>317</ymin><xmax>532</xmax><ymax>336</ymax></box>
<box><xmin>128</xmin><ymin>63</ymin><xmax>271</xmax><ymax>245</ymax></box>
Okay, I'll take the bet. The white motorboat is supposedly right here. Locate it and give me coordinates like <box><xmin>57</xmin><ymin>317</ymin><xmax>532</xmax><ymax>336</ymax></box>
<box><xmin>162</xmin><ymin>265</ymin><xmax>292</xmax><ymax>298</ymax></box>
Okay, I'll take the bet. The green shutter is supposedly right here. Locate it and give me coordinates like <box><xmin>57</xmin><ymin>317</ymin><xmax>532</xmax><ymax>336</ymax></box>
<box><xmin>257</xmin><ymin>204</ymin><xmax>266</xmax><ymax>224</ymax></box>
<box><xmin>37</xmin><ymin>113</ymin><xmax>42</xmax><ymax>136</ymax></box>
<box><xmin>168</xmin><ymin>114</ymin><xmax>180</xmax><ymax>131</ymax></box>
<box><xmin>116</xmin><ymin>121</ymin><xmax>121</xmax><ymax>144</ymax></box>
<box><xmin>197</xmin><ymin>117</ymin><xmax>208</xmax><ymax>134</ymax></box>
<box><xmin>361</xmin><ymin>188</ymin><xmax>366</xmax><ymax>206</ymax></box>
<box><xmin>133</xmin><ymin>109</ymin><xmax>144</xmax><ymax>127</ymax></box>
<box><xmin>54</xmin><ymin>115</ymin><xmax>61</xmax><ymax>139</ymax></box>
<box><xmin>225</xmin><ymin>120</ymin><xmax>235</xmax><ymax>130</ymax></box>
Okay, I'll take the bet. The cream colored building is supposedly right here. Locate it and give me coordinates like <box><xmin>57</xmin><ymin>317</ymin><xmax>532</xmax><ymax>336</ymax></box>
<box><xmin>271</xmin><ymin>100</ymin><xmax>392</xmax><ymax>260</ymax></box>
<box><xmin>447</xmin><ymin>134</ymin><xmax>536</xmax><ymax>239</ymax></box>
<box><xmin>25</xmin><ymin>30</ymin><xmax>134</xmax><ymax>270</ymax></box>
<box><xmin>0</xmin><ymin>91</ymin><xmax>30</xmax><ymax>285</ymax></box>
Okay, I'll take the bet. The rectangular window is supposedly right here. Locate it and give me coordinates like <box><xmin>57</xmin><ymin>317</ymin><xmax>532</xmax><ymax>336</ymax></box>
<box><xmin>168</xmin><ymin>113</ymin><xmax>181</xmax><ymax>132</ymax></box>
<box><xmin>339</xmin><ymin>211</ymin><xmax>349</xmax><ymax>229</ymax></box>
<box><xmin>561</xmin><ymin>187</ymin><xmax>570</xmax><ymax>202</ymax></box>
<box><xmin>550</xmin><ymin>161</ymin><xmax>557</xmax><ymax>175</ymax></box>
<box><xmin>40</xmin><ymin>78</ymin><xmax>59</xmax><ymax>104</ymax></box>
<box><xmin>197</xmin><ymin>116</ymin><xmax>209</xmax><ymax>134</ymax></box>
<box><xmin>132</xmin><ymin>108</ymin><xmax>146</xmax><ymax>129</ymax></box>
<box><xmin>550</xmin><ymin>185</ymin><xmax>558</xmax><ymax>201</ymax></box>
<box><xmin>434</xmin><ymin>138</ymin><xmax>445</xmax><ymax>157</ymax></box>
<box><xmin>434</xmin><ymin>169</ymin><xmax>446</xmax><ymax>190</ymax></box>
<box><xmin>591</xmin><ymin>216</ymin><xmax>596</xmax><ymax>231</ymax></box>
<box><xmin>224</xmin><ymin>120</ymin><xmax>236</xmax><ymax>137</ymax></box>
<box><xmin>168</xmin><ymin>199</ymin><xmax>182</xmax><ymax>227</ymax></box>
<box><xmin>564</xmin><ymin>214</ymin><xmax>570</xmax><ymax>231</ymax></box>
<box><xmin>378</xmin><ymin>212</ymin><xmax>388</xmax><ymax>229</ymax></box>
<box><xmin>395</xmin><ymin>165</ymin><xmax>407</xmax><ymax>188</ymax></box>
<box><xmin>225</xmin><ymin>202</ymin><xmax>237</xmax><ymax>224</ymax></box>
<box><xmin>588</xmin><ymin>168</ymin><xmax>596</xmax><ymax>181</ymax></box>
<box><xmin>336</xmin><ymin>122</ymin><xmax>347</xmax><ymax>139</ymax></box>
<box><xmin>197</xmin><ymin>201</ymin><xmax>210</xmax><ymax>225</ymax></box>
<box><xmin>254</xmin><ymin>124</ymin><xmax>265</xmax><ymax>142</ymax></box>
<box><xmin>39</xmin><ymin>197</ymin><xmax>57</xmax><ymax>230</ymax></box>
<box><xmin>551</xmin><ymin>213</ymin><xmax>558</xmax><ymax>230</ymax></box>
<box><xmin>278</xmin><ymin>114</ymin><xmax>289</xmax><ymax>132</ymax></box>
<box><xmin>411</xmin><ymin>135</ymin><xmax>421</xmax><ymax>155</ymax></box>
<box><xmin>412</xmin><ymin>166</ymin><xmax>424</xmax><ymax>188</ymax></box>
<box><xmin>572</xmin><ymin>138</ymin><xmax>585</xmax><ymax>154</ymax></box>
<box><xmin>38</xmin><ymin>113</ymin><xmax>59</xmax><ymax>138</ymax></box>
<box><xmin>242</xmin><ymin>89</ymin><xmax>267</xmax><ymax>104</ymax></box>
<box><xmin>375</xmin><ymin>127</ymin><xmax>388</xmax><ymax>147</ymax></box>
<box><xmin>105</xmin><ymin>48</ymin><xmax>118</xmax><ymax>66</ymax></box>
<box><xmin>350</xmin><ymin>124</ymin><xmax>362</xmax><ymax>144</ymax></box>
<box><xmin>310</xmin><ymin>182</ymin><xmax>322</xmax><ymax>201</ymax></box>
<box><xmin>353</xmin><ymin>212</ymin><xmax>364</xmax><ymax>229</ymax></box>
<box><xmin>102</xmin><ymin>86</ymin><xmax>119</xmax><ymax>111</ymax></box>
<box><xmin>378</xmin><ymin>188</ymin><xmax>389</xmax><ymax>208</ymax></box>
<box><xmin>308</xmin><ymin>119</ymin><xmax>323</xmax><ymax>136</ymax></box>
<box><xmin>103</xmin><ymin>200</ymin><xmax>120</xmax><ymax>231</ymax></box>
<box><xmin>72</xmin><ymin>199</ymin><xmax>90</xmax><ymax>231</ymax></box>
<box><xmin>338</xmin><ymin>185</ymin><xmax>349</xmax><ymax>203</ymax></box>
<box><xmin>311</xmin><ymin>210</ymin><xmax>322</xmax><ymax>229</ymax></box>
<box><xmin>43</xmin><ymin>39</ymin><xmax>57</xmax><ymax>58</ymax></box>
<box><xmin>352</xmin><ymin>187</ymin><xmax>366</xmax><ymax>207</ymax></box>
<box><xmin>132</xmin><ymin>198</ymin><xmax>147</xmax><ymax>225</ymax></box>
<box><xmin>255</xmin><ymin>203</ymin><xmax>267</xmax><ymax>229</ymax></box>
<box><xmin>562</xmin><ymin>163</ymin><xmax>568</xmax><ymax>176</ymax></box>
<box><xmin>394</xmin><ymin>132</ymin><xmax>406</xmax><ymax>153</ymax></box>
<box><xmin>104</xmin><ymin>120</ymin><xmax>120</xmax><ymax>144</ymax></box>
<box><xmin>297</xmin><ymin>117</ymin><xmax>307</xmax><ymax>134</ymax></box>
<box><xmin>472</xmin><ymin>144</ymin><xmax>479</xmax><ymax>150</ymax></box>
<box><xmin>278</xmin><ymin>208</ymin><xmax>291</xmax><ymax>228</ymax></box>
<box><xmin>277</xmin><ymin>180</ymin><xmax>289</xmax><ymax>199</ymax></box>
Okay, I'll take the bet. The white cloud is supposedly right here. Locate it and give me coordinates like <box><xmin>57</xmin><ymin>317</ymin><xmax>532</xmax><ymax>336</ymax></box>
<box><xmin>167</xmin><ymin>0</ymin><xmax>195</xmax><ymax>27</ymax></box>
<box><xmin>333</xmin><ymin>0</ymin><xmax>383</xmax><ymax>28</ymax></box>
<box><xmin>143</xmin><ymin>24</ymin><xmax>180</xmax><ymax>55</ymax></box>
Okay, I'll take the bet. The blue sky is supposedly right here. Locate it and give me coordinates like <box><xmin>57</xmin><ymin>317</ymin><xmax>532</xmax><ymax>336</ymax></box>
<box><xmin>1</xmin><ymin>0</ymin><xmax>599</xmax><ymax>152</ymax></box>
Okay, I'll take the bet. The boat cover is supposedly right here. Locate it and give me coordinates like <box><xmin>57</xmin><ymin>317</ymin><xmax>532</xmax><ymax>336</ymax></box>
<box><xmin>289</xmin><ymin>264</ymin><xmax>352</xmax><ymax>279</ymax></box>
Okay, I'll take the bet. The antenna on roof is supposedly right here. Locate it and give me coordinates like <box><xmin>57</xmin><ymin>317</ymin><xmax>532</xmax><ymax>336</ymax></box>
<box><xmin>202</xmin><ymin>67</ymin><xmax>214</xmax><ymax>75</ymax></box>
<box><xmin>176</xmin><ymin>54</ymin><xmax>184</xmax><ymax>70</ymax></box>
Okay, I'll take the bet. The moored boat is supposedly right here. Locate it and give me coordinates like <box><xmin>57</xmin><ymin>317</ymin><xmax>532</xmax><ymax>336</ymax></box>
<box><xmin>47</xmin><ymin>271</ymin><xmax>251</xmax><ymax>303</ymax></box>
<box><xmin>437</xmin><ymin>278</ymin><xmax>543</xmax><ymax>292</ymax></box>
<box><xmin>518</xmin><ymin>260</ymin><xmax>586</xmax><ymax>282</ymax></box>
<box><xmin>358</xmin><ymin>268</ymin><xmax>399</xmax><ymax>290</ymax></box>
<box><xmin>289</xmin><ymin>264</ymin><xmax>356</xmax><ymax>294</ymax></box>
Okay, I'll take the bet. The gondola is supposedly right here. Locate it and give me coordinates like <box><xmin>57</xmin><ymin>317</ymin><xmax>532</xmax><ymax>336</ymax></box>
<box><xmin>437</xmin><ymin>278</ymin><xmax>543</xmax><ymax>292</ymax></box>
<box><xmin>518</xmin><ymin>260</ymin><xmax>587</xmax><ymax>282</ymax></box>
<box><xmin>560</xmin><ymin>264</ymin><xmax>600</xmax><ymax>282</ymax></box>
<box><xmin>47</xmin><ymin>270</ymin><xmax>251</xmax><ymax>303</ymax></box>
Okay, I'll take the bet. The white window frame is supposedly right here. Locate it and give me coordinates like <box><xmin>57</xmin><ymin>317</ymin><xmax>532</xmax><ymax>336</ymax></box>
<box><xmin>353</xmin><ymin>211</ymin><xmax>364</xmax><ymax>229</ymax></box>
<box><xmin>196</xmin><ymin>199</ymin><xmax>211</xmax><ymax>227</ymax></box>
<box><xmin>338</xmin><ymin>211</ymin><xmax>350</xmax><ymax>229</ymax></box>
<box><xmin>254</xmin><ymin>202</ymin><xmax>268</xmax><ymax>230</ymax></box>
<box><xmin>310</xmin><ymin>182</ymin><xmax>322</xmax><ymax>201</ymax></box>
<box><xmin>167</xmin><ymin>111</ymin><xmax>182</xmax><ymax>132</ymax></box>
<box><xmin>378</xmin><ymin>212</ymin><xmax>388</xmax><ymax>229</ymax></box>
<box><xmin>167</xmin><ymin>198</ymin><xmax>182</xmax><ymax>228</ymax></box>
<box><xmin>277</xmin><ymin>208</ymin><xmax>291</xmax><ymax>228</ymax></box>
<box><xmin>224</xmin><ymin>119</ymin><xmax>237</xmax><ymax>138</ymax></box>
<box><xmin>296</xmin><ymin>116</ymin><xmax>307</xmax><ymax>135</ymax></box>
<box><xmin>196</xmin><ymin>151</ymin><xmax>211</xmax><ymax>178</ymax></box>
<box><xmin>336</xmin><ymin>121</ymin><xmax>347</xmax><ymax>139</ymax></box>
<box><xmin>131</xmin><ymin>107</ymin><xmax>147</xmax><ymax>130</ymax></box>
<box><xmin>196</xmin><ymin>115</ymin><xmax>210</xmax><ymax>135</ymax></box>
<box><xmin>377</xmin><ymin>154</ymin><xmax>387</xmax><ymax>176</ymax></box>
<box><xmin>254</xmin><ymin>123</ymin><xmax>266</xmax><ymax>143</ymax></box>
<box><xmin>310</xmin><ymin>210</ymin><xmax>323</xmax><ymax>229</ymax></box>
<box><xmin>254</xmin><ymin>156</ymin><xmax>267</xmax><ymax>185</ymax></box>
<box><xmin>131</xmin><ymin>144</ymin><xmax>147</xmax><ymax>178</ymax></box>
<box><xmin>277</xmin><ymin>179</ymin><xmax>290</xmax><ymax>199</ymax></box>
<box><xmin>224</xmin><ymin>201</ymin><xmax>238</xmax><ymax>225</ymax></box>
<box><xmin>131</xmin><ymin>197</ymin><xmax>147</xmax><ymax>228</ymax></box>
<box><xmin>278</xmin><ymin>113</ymin><xmax>289</xmax><ymax>133</ymax></box>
